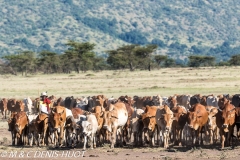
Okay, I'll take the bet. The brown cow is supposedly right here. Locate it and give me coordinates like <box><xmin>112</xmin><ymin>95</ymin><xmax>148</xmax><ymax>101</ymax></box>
<box><xmin>156</xmin><ymin>105</ymin><xmax>174</xmax><ymax>148</ymax></box>
<box><xmin>217</xmin><ymin>97</ymin><xmax>236</xmax><ymax>149</ymax></box>
<box><xmin>205</xmin><ymin>106</ymin><xmax>218</xmax><ymax>144</ymax></box>
<box><xmin>35</xmin><ymin>113</ymin><xmax>49</xmax><ymax>146</ymax></box>
<box><xmin>0</xmin><ymin>98</ymin><xmax>8</xmax><ymax>119</ymax></box>
<box><xmin>14</xmin><ymin>111</ymin><xmax>28</xmax><ymax>145</ymax></box>
<box><xmin>50</xmin><ymin>106</ymin><xmax>67</xmax><ymax>147</ymax></box>
<box><xmin>142</xmin><ymin>105</ymin><xmax>158</xmax><ymax>146</ymax></box>
<box><xmin>7</xmin><ymin>112</ymin><xmax>18</xmax><ymax>145</ymax></box>
<box><xmin>187</xmin><ymin>103</ymin><xmax>208</xmax><ymax>145</ymax></box>
<box><xmin>93</xmin><ymin>105</ymin><xmax>106</xmax><ymax>146</ymax></box>
<box><xmin>171</xmin><ymin>105</ymin><xmax>187</xmax><ymax>146</ymax></box>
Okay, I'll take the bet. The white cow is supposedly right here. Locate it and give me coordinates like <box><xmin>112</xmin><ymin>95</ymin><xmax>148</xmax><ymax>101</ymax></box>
<box><xmin>23</xmin><ymin>97</ymin><xmax>33</xmax><ymax>114</ymax></box>
<box><xmin>81</xmin><ymin>114</ymin><xmax>98</xmax><ymax>150</ymax></box>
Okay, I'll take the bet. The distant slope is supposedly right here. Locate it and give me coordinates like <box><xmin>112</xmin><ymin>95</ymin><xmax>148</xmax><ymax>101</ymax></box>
<box><xmin>1</xmin><ymin>0</ymin><xmax>240</xmax><ymax>62</ymax></box>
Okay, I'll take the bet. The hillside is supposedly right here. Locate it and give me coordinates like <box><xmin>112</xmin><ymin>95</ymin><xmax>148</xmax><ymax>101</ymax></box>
<box><xmin>1</xmin><ymin>0</ymin><xmax>240</xmax><ymax>63</ymax></box>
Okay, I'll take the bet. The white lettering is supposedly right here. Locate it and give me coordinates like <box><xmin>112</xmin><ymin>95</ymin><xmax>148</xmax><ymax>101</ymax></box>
<box><xmin>34</xmin><ymin>151</ymin><xmax>41</xmax><ymax>158</ymax></box>
<box><xmin>9</xmin><ymin>151</ymin><xmax>17</xmax><ymax>158</ymax></box>
<box><xmin>61</xmin><ymin>151</ymin><xmax>68</xmax><ymax>157</ymax></box>
<box><xmin>27</xmin><ymin>151</ymin><xmax>33</xmax><ymax>157</ymax></box>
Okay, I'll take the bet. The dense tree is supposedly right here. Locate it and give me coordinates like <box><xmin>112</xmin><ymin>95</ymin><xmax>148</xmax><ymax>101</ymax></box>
<box><xmin>3</xmin><ymin>51</ymin><xmax>35</xmax><ymax>76</ymax></box>
<box><xmin>64</xmin><ymin>40</ymin><xmax>96</xmax><ymax>73</ymax></box>
<box><xmin>154</xmin><ymin>55</ymin><xmax>168</xmax><ymax>68</ymax></box>
<box><xmin>106</xmin><ymin>49</ymin><xmax>128</xmax><ymax>70</ymax></box>
<box><xmin>229</xmin><ymin>54</ymin><xmax>240</xmax><ymax>66</ymax></box>
<box><xmin>188</xmin><ymin>55</ymin><xmax>215</xmax><ymax>67</ymax></box>
<box><xmin>164</xmin><ymin>58</ymin><xmax>176</xmax><ymax>67</ymax></box>
<box><xmin>37</xmin><ymin>51</ymin><xmax>60</xmax><ymax>74</ymax></box>
<box><xmin>134</xmin><ymin>44</ymin><xmax>158</xmax><ymax>71</ymax></box>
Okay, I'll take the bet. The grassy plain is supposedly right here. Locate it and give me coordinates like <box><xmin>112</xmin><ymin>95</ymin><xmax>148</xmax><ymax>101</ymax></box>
<box><xmin>0</xmin><ymin>66</ymin><xmax>240</xmax><ymax>99</ymax></box>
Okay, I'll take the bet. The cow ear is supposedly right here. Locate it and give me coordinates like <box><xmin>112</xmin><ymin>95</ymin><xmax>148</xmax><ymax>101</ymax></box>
<box><xmin>207</xmin><ymin>111</ymin><xmax>210</xmax><ymax>115</ymax></box>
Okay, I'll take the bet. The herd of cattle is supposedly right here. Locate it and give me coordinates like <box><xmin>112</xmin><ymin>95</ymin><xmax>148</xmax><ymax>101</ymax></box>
<box><xmin>1</xmin><ymin>94</ymin><xmax>240</xmax><ymax>150</ymax></box>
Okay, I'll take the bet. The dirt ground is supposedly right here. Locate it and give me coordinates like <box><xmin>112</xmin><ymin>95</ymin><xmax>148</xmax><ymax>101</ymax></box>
<box><xmin>1</xmin><ymin>117</ymin><xmax>240</xmax><ymax>160</ymax></box>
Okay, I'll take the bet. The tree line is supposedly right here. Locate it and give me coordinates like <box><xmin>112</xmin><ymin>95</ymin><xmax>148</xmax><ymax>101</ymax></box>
<box><xmin>0</xmin><ymin>40</ymin><xmax>240</xmax><ymax>76</ymax></box>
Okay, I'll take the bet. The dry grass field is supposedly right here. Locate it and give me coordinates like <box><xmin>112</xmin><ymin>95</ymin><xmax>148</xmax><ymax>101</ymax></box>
<box><xmin>1</xmin><ymin>66</ymin><xmax>240</xmax><ymax>160</ymax></box>
<box><xmin>1</xmin><ymin>66</ymin><xmax>240</xmax><ymax>99</ymax></box>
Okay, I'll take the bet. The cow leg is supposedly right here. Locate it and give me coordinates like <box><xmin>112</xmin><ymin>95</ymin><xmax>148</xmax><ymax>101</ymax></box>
<box><xmin>150</xmin><ymin>131</ymin><xmax>155</xmax><ymax>147</ymax></box>
<box><xmin>156</xmin><ymin>126</ymin><xmax>160</xmax><ymax>146</ymax></box>
<box><xmin>213</xmin><ymin>127</ymin><xmax>218</xmax><ymax>144</ymax></box>
<box><xmin>220</xmin><ymin>130</ymin><xmax>225</xmax><ymax>149</ymax></box>
<box><xmin>137</xmin><ymin>131</ymin><xmax>142</xmax><ymax>146</ymax></box>
<box><xmin>236</xmin><ymin>124</ymin><xmax>240</xmax><ymax>141</ymax></box>
<box><xmin>12</xmin><ymin>132</ymin><xmax>16</xmax><ymax>146</ymax></box>
<box><xmin>93</xmin><ymin>133</ymin><xmax>96</xmax><ymax>148</ymax></box>
<box><xmin>59</xmin><ymin>127</ymin><xmax>65</xmax><ymax>147</ymax></box>
<box><xmin>42</xmin><ymin>121</ymin><xmax>48</xmax><ymax>146</ymax></box>
<box><xmin>54</xmin><ymin>130</ymin><xmax>59</xmax><ymax>147</ymax></box>
<box><xmin>163</xmin><ymin>131</ymin><xmax>167</xmax><ymax>148</ymax></box>
<box><xmin>110</xmin><ymin>127</ymin><xmax>117</xmax><ymax>149</ymax></box>
<box><xmin>89</xmin><ymin>134</ymin><xmax>94</xmax><ymax>149</ymax></box>
<box><xmin>121</xmin><ymin>128</ymin><xmax>125</xmax><ymax>147</ymax></box>
<box><xmin>83</xmin><ymin>135</ymin><xmax>87</xmax><ymax>150</ymax></box>
<box><xmin>178</xmin><ymin>129</ymin><xmax>183</xmax><ymax>146</ymax></box>
<box><xmin>143</xmin><ymin>128</ymin><xmax>149</xmax><ymax>145</ymax></box>
<box><xmin>200</xmin><ymin>127</ymin><xmax>204</xmax><ymax>145</ymax></box>
<box><xmin>4</xmin><ymin>110</ymin><xmax>7</xmax><ymax>119</ymax></box>
<box><xmin>209</xmin><ymin>129</ymin><xmax>213</xmax><ymax>144</ymax></box>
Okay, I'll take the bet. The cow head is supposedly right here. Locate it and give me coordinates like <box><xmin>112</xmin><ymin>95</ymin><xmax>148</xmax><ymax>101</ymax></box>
<box><xmin>221</xmin><ymin>104</ymin><xmax>235</xmax><ymax>132</ymax></box>
<box><xmin>187</xmin><ymin>111</ymin><xmax>197</xmax><ymax>130</ymax></box>
<box><xmin>206</xmin><ymin>107</ymin><xmax>218</xmax><ymax>130</ymax></box>
<box><xmin>102</xmin><ymin>111</ymin><xmax>112</xmax><ymax>132</ymax></box>
<box><xmin>82</xmin><ymin>121</ymin><xmax>92</xmax><ymax>136</ymax></box>
<box><xmin>51</xmin><ymin>109</ymin><xmax>65</xmax><ymax>129</ymax></box>
<box><xmin>200</xmin><ymin>96</ymin><xmax>207</xmax><ymax>106</ymax></box>
<box><xmin>160</xmin><ymin>105</ymin><xmax>174</xmax><ymax>131</ymax></box>
<box><xmin>7</xmin><ymin>112</ymin><xmax>17</xmax><ymax>131</ymax></box>
<box><xmin>172</xmin><ymin>105</ymin><xmax>187</xmax><ymax>123</ymax></box>
<box><xmin>167</xmin><ymin>96</ymin><xmax>177</xmax><ymax>109</ymax></box>
<box><xmin>15</xmin><ymin>100</ymin><xmax>25</xmax><ymax>112</ymax></box>
<box><xmin>142</xmin><ymin>112</ymin><xmax>156</xmax><ymax>132</ymax></box>
<box><xmin>218</xmin><ymin>97</ymin><xmax>229</xmax><ymax>110</ymax></box>
<box><xmin>0</xmin><ymin>98</ymin><xmax>8</xmax><ymax>110</ymax></box>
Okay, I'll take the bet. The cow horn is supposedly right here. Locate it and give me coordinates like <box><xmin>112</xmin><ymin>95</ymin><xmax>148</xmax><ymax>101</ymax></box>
<box><xmin>51</xmin><ymin>110</ymin><xmax>55</xmax><ymax>114</ymax></box>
